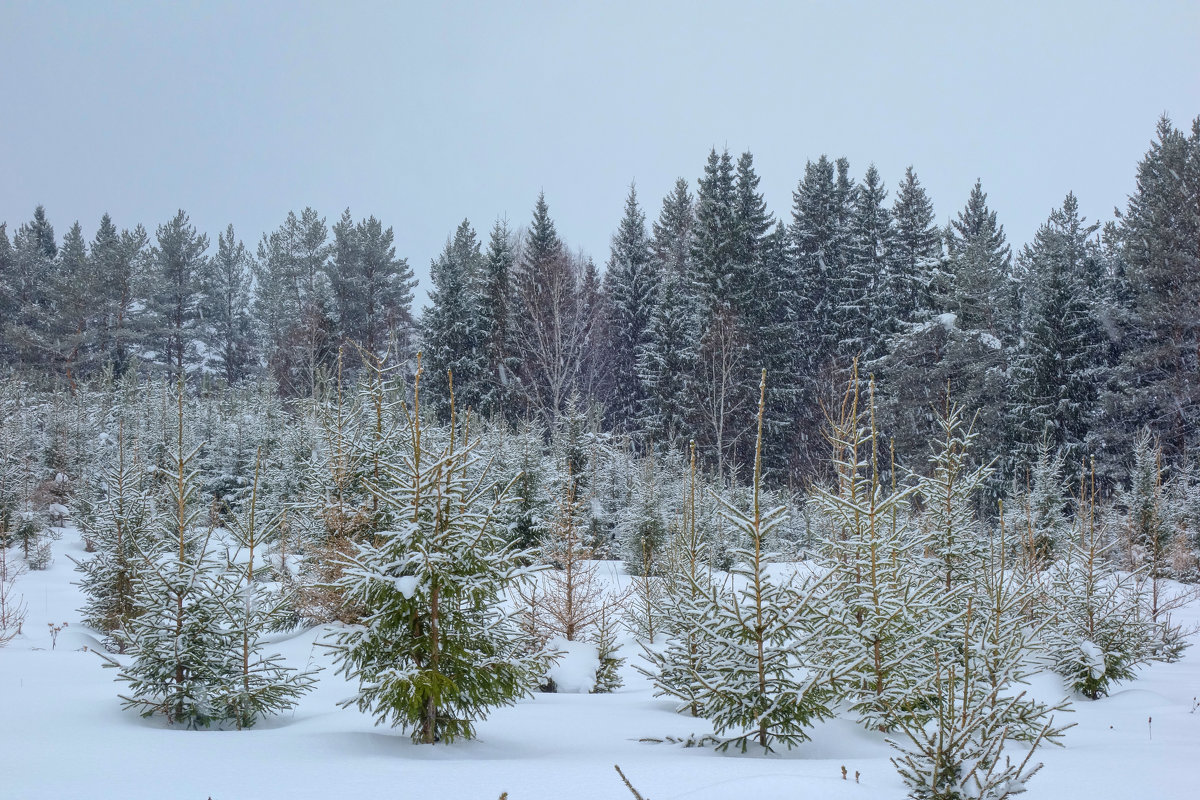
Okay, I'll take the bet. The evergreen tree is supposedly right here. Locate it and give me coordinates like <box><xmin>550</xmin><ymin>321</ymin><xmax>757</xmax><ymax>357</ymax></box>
<box><xmin>637</xmin><ymin>179</ymin><xmax>696</xmax><ymax>450</ymax></box>
<box><xmin>73</xmin><ymin>425</ymin><xmax>156</xmax><ymax>652</ymax></box>
<box><xmin>149</xmin><ymin>210</ymin><xmax>210</xmax><ymax>381</ymax></box>
<box><xmin>1044</xmin><ymin>465</ymin><xmax>1153</xmax><ymax>699</ymax></box>
<box><xmin>254</xmin><ymin>209</ymin><xmax>335</xmax><ymax>395</ymax></box>
<box><xmin>479</xmin><ymin>218</ymin><xmax>521</xmax><ymax>420</ymax></box>
<box><xmin>421</xmin><ymin>219</ymin><xmax>489</xmax><ymax>420</ymax></box>
<box><xmin>841</xmin><ymin>165</ymin><xmax>895</xmax><ymax>363</ymax></box>
<box><xmin>111</xmin><ymin>387</ymin><xmax>238</xmax><ymax>727</ymax></box>
<box><xmin>934</xmin><ymin>182</ymin><xmax>1016</xmax><ymax>495</ymax></box>
<box><xmin>890</xmin><ymin>166</ymin><xmax>941</xmax><ymax>325</ymax></box>
<box><xmin>6</xmin><ymin>206</ymin><xmax>60</xmax><ymax>371</ymax></box>
<box><xmin>814</xmin><ymin>371</ymin><xmax>946</xmax><ymax>732</ymax></box>
<box><xmin>0</xmin><ymin>223</ymin><xmax>14</xmax><ymax>359</ymax></box>
<box><xmin>1108</xmin><ymin>115</ymin><xmax>1200</xmax><ymax>461</ymax></box>
<box><xmin>639</xmin><ymin>442</ymin><xmax>710</xmax><ymax>716</ymax></box>
<box><xmin>50</xmin><ymin>220</ymin><xmax>95</xmax><ymax>385</ymax></box>
<box><xmin>603</xmin><ymin>183</ymin><xmax>656</xmax><ymax>435</ymax></box>
<box><xmin>512</xmin><ymin>193</ymin><xmax>591</xmax><ymax>418</ymax></box>
<box><xmin>203</xmin><ymin>225</ymin><xmax>257</xmax><ymax>384</ymax></box>
<box><xmin>690</xmin><ymin>372</ymin><xmax>834</xmax><ymax>751</ymax></box>
<box><xmin>93</xmin><ymin>219</ymin><xmax>149</xmax><ymax>378</ymax></box>
<box><xmin>1010</xmin><ymin>194</ymin><xmax>1103</xmax><ymax>473</ymax></box>
<box><xmin>329</xmin><ymin>362</ymin><xmax>548</xmax><ymax>742</ymax></box>
<box><xmin>221</xmin><ymin>450</ymin><xmax>318</xmax><ymax>728</ymax></box>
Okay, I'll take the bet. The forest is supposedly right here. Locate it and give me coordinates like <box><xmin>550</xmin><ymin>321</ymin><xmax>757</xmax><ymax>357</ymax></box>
<box><xmin>1</xmin><ymin>113</ymin><xmax>1199</xmax><ymax>800</ymax></box>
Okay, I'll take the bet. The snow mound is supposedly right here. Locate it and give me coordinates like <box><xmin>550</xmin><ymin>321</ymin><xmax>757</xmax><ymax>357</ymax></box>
<box><xmin>544</xmin><ymin>637</ymin><xmax>598</xmax><ymax>693</ymax></box>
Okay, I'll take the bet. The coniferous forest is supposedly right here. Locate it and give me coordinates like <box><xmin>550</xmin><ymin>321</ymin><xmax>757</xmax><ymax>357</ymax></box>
<box><xmin>2</xmin><ymin>114</ymin><xmax>1200</xmax><ymax>800</ymax></box>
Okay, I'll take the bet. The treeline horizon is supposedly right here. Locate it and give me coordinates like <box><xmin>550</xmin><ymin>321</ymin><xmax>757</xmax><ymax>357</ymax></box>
<box><xmin>1</xmin><ymin>112</ymin><xmax>1197</xmax><ymax>493</ymax></box>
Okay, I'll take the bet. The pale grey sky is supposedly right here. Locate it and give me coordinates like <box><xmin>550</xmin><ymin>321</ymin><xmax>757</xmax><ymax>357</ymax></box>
<box><xmin>2</xmin><ymin>0</ymin><xmax>1198</xmax><ymax>307</ymax></box>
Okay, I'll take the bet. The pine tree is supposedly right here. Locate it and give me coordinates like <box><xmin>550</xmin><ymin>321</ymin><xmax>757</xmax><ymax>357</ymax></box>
<box><xmin>328</xmin><ymin>361</ymin><xmax>549</xmax><ymax>743</ymax></box>
<box><xmin>254</xmin><ymin>209</ymin><xmax>335</xmax><ymax>395</ymax></box>
<box><xmin>6</xmin><ymin>206</ymin><xmax>60</xmax><ymax>371</ymax></box>
<box><xmin>94</xmin><ymin>219</ymin><xmax>149</xmax><ymax>378</ymax></box>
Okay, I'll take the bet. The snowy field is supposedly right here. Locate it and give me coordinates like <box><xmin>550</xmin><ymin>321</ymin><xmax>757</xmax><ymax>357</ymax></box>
<box><xmin>3</xmin><ymin>528</ymin><xmax>1199</xmax><ymax>800</ymax></box>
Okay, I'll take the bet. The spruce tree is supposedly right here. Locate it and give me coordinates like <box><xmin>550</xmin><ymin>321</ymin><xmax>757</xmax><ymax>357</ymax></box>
<box><xmin>328</xmin><ymin>361</ymin><xmax>549</xmax><ymax>743</ymax></box>
<box><xmin>637</xmin><ymin>179</ymin><xmax>696</xmax><ymax>450</ymax></box>
<box><xmin>690</xmin><ymin>372</ymin><xmax>833</xmax><ymax>752</ymax></box>
<box><xmin>203</xmin><ymin>225</ymin><xmax>257</xmax><ymax>385</ymax></box>
<box><xmin>512</xmin><ymin>193</ymin><xmax>590</xmax><ymax>418</ymax></box>
<box><xmin>221</xmin><ymin>449</ymin><xmax>318</xmax><ymax>728</ymax></box>
<box><xmin>889</xmin><ymin>166</ymin><xmax>941</xmax><ymax>325</ymax></box>
<box><xmin>842</xmin><ymin>165</ymin><xmax>895</xmax><ymax>363</ymax></box>
<box><xmin>112</xmin><ymin>386</ymin><xmax>239</xmax><ymax>727</ymax></box>
<box><xmin>603</xmin><ymin>183</ymin><xmax>656</xmax><ymax>436</ymax></box>
<box><xmin>422</xmin><ymin>219</ymin><xmax>489</xmax><ymax>420</ymax></box>
<box><xmin>639</xmin><ymin>442</ymin><xmax>710</xmax><ymax>716</ymax></box>
<box><xmin>1107</xmin><ymin>115</ymin><xmax>1200</xmax><ymax>462</ymax></box>
<box><xmin>73</xmin><ymin>424</ymin><xmax>156</xmax><ymax>652</ymax></box>
<box><xmin>814</xmin><ymin>369</ymin><xmax>946</xmax><ymax>732</ymax></box>
<box><xmin>150</xmin><ymin>210</ymin><xmax>210</xmax><ymax>381</ymax></box>
<box><xmin>1043</xmin><ymin>463</ymin><xmax>1153</xmax><ymax>699</ymax></box>
<box><xmin>479</xmin><ymin>218</ymin><xmax>521</xmax><ymax>420</ymax></box>
<box><xmin>1010</xmin><ymin>194</ymin><xmax>1103</xmax><ymax>474</ymax></box>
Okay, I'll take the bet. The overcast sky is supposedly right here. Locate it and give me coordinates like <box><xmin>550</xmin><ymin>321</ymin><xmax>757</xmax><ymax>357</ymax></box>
<box><xmin>2</xmin><ymin>1</ymin><xmax>1198</xmax><ymax>307</ymax></box>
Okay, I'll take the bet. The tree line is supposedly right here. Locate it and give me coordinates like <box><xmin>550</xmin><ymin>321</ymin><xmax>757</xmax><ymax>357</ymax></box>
<box><xmin>2</xmin><ymin>113</ymin><xmax>1197</xmax><ymax>492</ymax></box>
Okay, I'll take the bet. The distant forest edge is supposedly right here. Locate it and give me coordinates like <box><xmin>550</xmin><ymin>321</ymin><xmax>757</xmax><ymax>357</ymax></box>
<box><xmin>1</xmin><ymin>113</ymin><xmax>1196</xmax><ymax>490</ymax></box>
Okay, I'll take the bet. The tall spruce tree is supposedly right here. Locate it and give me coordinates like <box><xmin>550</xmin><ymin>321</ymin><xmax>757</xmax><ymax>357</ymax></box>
<box><xmin>1107</xmin><ymin>115</ymin><xmax>1200</xmax><ymax>462</ymax></box>
<box><xmin>254</xmin><ymin>209</ymin><xmax>335</xmax><ymax>395</ymax></box>
<box><xmin>1010</xmin><ymin>194</ymin><xmax>1104</xmax><ymax>474</ymax></box>
<box><xmin>150</xmin><ymin>210</ymin><xmax>210</xmax><ymax>381</ymax></box>
<box><xmin>842</xmin><ymin>165</ymin><xmax>895</xmax><ymax>364</ymax></box>
<box><xmin>203</xmin><ymin>225</ymin><xmax>257</xmax><ymax>384</ymax></box>
<box><xmin>638</xmin><ymin>179</ymin><xmax>697</xmax><ymax>451</ymax></box>
<box><xmin>513</xmin><ymin>193</ymin><xmax>590</xmax><ymax>419</ymax></box>
<box><xmin>479</xmin><ymin>218</ymin><xmax>521</xmax><ymax>420</ymax></box>
<box><xmin>603</xmin><ymin>183</ymin><xmax>656</xmax><ymax>435</ymax></box>
<box><xmin>421</xmin><ymin>219</ymin><xmax>489</xmax><ymax>419</ymax></box>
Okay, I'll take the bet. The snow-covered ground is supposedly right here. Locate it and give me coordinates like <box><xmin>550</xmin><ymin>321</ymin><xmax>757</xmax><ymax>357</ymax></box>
<box><xmin>3</xmin><ymin>529</ymin><xmax>1199</xmax><ymax>800</ymax></box>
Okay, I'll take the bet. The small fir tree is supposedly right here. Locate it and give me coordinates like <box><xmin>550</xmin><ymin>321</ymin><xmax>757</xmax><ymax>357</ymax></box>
<box><xmin>327</xmin><ymin>361</ymin><xmax>550</xmax><ymax>743</ymax></box>
<box><xmin>73</xmin><ymin>424</ymin><xmax>157</xmax><ymax>652</ymax></box>
<box><xmin>690</xmin><ymin>371</ymin><xmax>834</xmax><ymax>752</ymax></box>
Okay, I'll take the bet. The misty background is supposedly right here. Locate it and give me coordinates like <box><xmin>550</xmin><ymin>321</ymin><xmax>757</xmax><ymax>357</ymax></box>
<box><xmin>2</xmin><ymin>0</ymin><xmax>1198</xmax><ymax>306</ymax></box>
